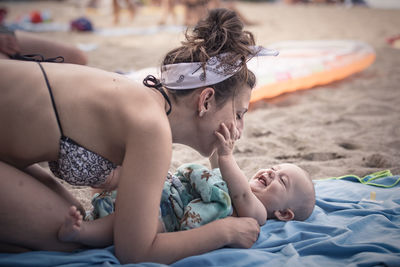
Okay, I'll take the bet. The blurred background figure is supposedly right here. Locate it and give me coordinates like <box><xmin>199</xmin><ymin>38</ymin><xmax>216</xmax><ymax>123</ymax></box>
<box><xmin>158</xmin><ymin>0</ymin><xmax>178</xmax><ymax>25</ymax></box>
<box><xmin>283</xmin><ymin>0</ymin><xmax>307</xmax><ymax>4</ymax></box>
<box><xmin>0</xmin><ymin>7</ymin><xmax>87</xmax><ymax>64</ymax></box>
<box><xmin>183</xmin><ymin>0</ymin><xmax>208</xmax><ymax>26</ymax></box>
<box><xmin>87</xmin><ymin>0</ymin><xmax>101</xmax><ymax>8</ymax></box>
<box><xmin>208</xmin><ymin>0</ymin><xmax>257</xmax><ymax>25</ymax></box>
<box><xmin>183</xmin><ymin>0</ymin><xmax>256</xmax><ymax>26</ymax></box>
<box><xmin>86</xmin><ymin>0</ymin><xmax>138</xmax><ymax>25</ymax></box>
<box><xmin>283</xmin><ymin>0</ymin><xmax>365</xmax><ymax>4</ymax></box>
<box><xmin>112</xmin><ymin>0</ymin><xmax>138</xmax><ymax>24</ymax></box>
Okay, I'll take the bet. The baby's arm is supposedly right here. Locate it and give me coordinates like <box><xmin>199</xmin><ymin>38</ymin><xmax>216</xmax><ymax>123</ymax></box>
<box><xmin>215</xmin><ymin>123</ymin><xmax>267</xmax><ymax>225</ymax></box>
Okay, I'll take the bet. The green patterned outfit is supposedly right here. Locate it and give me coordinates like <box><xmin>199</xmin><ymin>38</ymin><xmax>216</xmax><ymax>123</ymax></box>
<box><xmin>88</xmin><ymin>163</ymin><xmax>233</xmax><ymax>232</ymax></box>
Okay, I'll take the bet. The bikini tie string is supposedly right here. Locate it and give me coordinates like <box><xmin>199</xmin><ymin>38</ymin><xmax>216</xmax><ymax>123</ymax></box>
<box><xmin>143</xmin><ymin>75</ymin><xmax>172</xmax><ymax>116</ymax></box>
<box><xmin>10</xmin><ymin>53</ymin><xmax>65</xmax><ymax>63</ymax></box>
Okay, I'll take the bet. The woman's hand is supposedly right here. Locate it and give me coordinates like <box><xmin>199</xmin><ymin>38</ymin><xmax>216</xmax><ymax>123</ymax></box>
<box><xmin>220</xmin><ymin>216</ymin><xmax>260</xmax><ymax>248</ymax></box>
<box><xmin>214</xmin><ymin>122</ymin><xmax>239</xmax><ymax>157</ymax></box>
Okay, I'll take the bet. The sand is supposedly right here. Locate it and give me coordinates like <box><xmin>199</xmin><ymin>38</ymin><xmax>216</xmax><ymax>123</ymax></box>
<box><xmin>2</xmin><ymin>0</ymin><xmax>400</xmax><ymax>210</ymax></box>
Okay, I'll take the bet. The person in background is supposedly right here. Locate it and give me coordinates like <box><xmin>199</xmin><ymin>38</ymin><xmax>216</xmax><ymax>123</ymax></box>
<box><xmin>0</xmin><ymin>28</ymin><xmax>87</xmax><ymax>64</ymax></box>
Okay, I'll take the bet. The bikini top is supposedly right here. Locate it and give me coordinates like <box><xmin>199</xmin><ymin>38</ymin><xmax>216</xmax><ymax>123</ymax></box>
<box><xmin>36</xmin><ymin>62</ymin><xmax>117</xmax><ymax>187</ymax></box>
<box><xmin>32</xmin><ymin>57</ymin><xmax>170</xmax><ymax>187</ymax></box>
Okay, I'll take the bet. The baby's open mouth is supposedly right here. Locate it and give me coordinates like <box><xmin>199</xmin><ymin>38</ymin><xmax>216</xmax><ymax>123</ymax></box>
<box><xmin>257</xmin><ymin>175</ymin><xmax>268</xmax><ymax>186</ymax></box>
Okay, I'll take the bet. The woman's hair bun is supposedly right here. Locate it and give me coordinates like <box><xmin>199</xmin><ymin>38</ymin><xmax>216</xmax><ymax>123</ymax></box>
<box><xmin>163</xmin><ymin>8</ymin><xmax>255</xmax><ymax>66</ymax></box>
<box><xmin>161</xmin><ymin>8</ymin><xmax>257</xmax><ymax>106</ymax></box>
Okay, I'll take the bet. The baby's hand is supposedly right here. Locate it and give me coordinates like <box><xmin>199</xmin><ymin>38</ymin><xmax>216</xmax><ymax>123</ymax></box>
<box><xmin>214</xmin><ymin>122</ymin><xmax>239</xmax><ymax>156</ymax></box>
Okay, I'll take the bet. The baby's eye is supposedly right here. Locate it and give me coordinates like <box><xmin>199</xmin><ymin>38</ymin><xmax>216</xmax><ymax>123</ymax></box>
<box><xmin>236</xmin><ymin>113</ymin><xmax>242</xmax><ymax>120</ymax></box>
<box><xmin>279</xmin><ymin>174</ymin><xmax>287</xmax><ymax>186</ymax></box>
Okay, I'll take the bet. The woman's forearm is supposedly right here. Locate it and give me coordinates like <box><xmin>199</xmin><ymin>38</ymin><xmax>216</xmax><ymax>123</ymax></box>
<box><xmin>137</xmin><ymin>216</ymin><xmax>259</xmax><ymax>264</ymax></box>
<box><xmin>146</xmin><ymin>219</ymin><xmax>231</xmax><ymax>264</ymax></box>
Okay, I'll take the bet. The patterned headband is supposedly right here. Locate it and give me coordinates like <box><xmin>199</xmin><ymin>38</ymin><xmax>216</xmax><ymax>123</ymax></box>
<box><xmin>160</xmin><ymin>46</ymin><xmax>279</xmax><ymax>90</ymax></box>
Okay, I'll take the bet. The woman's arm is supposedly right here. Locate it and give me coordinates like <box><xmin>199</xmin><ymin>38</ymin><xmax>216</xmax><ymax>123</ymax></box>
<box><xmin>142</xmin><ymin>216</ymin><xmax>260</xmax><ymax>263</ymax></box>
<box><xmin>215</xmin><ymin>123</ymin><xmax>267</xmax><ymax>226</ymax></box>
<box><xmin>113</xmin><ymin>114</ymin><xmax>260</xmax><ymax>264</ymax></box>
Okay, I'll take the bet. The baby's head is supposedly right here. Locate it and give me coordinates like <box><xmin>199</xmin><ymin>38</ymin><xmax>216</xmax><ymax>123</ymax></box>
<box><xmin>249</xmin><ymin>163</ymin><xmax>315</xmax><ymax>221</ymax></box>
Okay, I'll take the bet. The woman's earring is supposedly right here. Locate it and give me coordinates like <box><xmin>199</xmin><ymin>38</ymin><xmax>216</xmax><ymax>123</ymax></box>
<box><xmin>199</xmin><ymin>110</ymin><xmax>205</xmax><ymax>117</ymax></box>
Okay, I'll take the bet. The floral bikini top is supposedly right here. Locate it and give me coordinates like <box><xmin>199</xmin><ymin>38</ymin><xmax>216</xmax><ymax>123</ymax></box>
<box><xmin>48</xmin><ymin>136</ymin><xmax>117</xmax><ymax>187</ymax></box>
<box><xmin>37</xmin><ymin>62</ymin><xmax>117</xmax><ymax>187</ymax></box>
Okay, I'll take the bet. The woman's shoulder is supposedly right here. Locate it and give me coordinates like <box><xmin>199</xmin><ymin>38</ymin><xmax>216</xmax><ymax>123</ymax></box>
<box><xmin>114</xmin><ymin>76</ymin><xmax>167</xmax><ymax>120</ymax></box>
<box><xmin>47</xmin><ymin>64</ymin><xmax>160</xmax><ymax>120</ymax></box>
<box><xmin>104</xmin><ymin>76</ymin><xmax>171</xmax><ymax>146</ymax></box>
<box><xmin>49</xmin><ymin>63</ymin><xmax>170</xmax><ymax>137</ymax></box>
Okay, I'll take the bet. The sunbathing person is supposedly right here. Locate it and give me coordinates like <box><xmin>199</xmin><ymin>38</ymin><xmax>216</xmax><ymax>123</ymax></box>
<box><xmin>57</xmin><ymin>122</ymin><xmax>315</xmax><ymax>246</ymax></box>
<box><xmin>0</xmin><ymin>27</ymin><xmax>87</xmax><ymax>64</ymax></box>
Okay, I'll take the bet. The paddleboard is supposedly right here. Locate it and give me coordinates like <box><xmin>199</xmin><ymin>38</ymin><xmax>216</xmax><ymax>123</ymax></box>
<box><xmin>247</xmin><ymin>40</ymin><xmax>375</xmax><ymax>103</ymax></box>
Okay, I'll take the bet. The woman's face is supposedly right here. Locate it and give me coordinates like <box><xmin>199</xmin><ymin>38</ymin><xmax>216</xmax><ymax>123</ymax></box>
<box><xmin>196</xmin><ymin>85</ymin><xmax>252</xmax><ymax>156</ymax></box>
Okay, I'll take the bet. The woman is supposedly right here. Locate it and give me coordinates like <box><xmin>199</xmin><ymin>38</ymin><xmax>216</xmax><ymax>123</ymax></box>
<box><xmin>0</xmin><ymin>9</ymin><xmax>275</xmax><ymax>264</ymax></box>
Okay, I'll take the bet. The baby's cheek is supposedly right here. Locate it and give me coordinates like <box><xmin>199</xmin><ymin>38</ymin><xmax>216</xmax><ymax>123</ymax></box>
<box><xmin>268</xmin><ymin>183</ymin><xmax>282</xmax><ymax>196</ymax></box>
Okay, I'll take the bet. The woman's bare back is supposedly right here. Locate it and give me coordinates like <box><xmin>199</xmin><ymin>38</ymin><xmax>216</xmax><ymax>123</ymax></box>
<box><xmin>0</xmin><ymin>59</ymin><xmax>151</xmax><ymax>168</ymax></box>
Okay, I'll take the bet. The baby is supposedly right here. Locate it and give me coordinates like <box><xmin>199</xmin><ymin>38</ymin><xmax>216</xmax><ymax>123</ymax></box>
<box><xmin>58</xmin><ymin>123</ymin><xmax>315</xmax><ymax>246</ymax></box>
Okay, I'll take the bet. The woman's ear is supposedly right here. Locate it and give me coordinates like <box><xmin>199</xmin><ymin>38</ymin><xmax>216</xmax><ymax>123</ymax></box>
<box><xmin>197</xmin><ymin>87</ymin><xmax>215</xmax><ymax>116</ymax></box>
<box><xmin>274</xmin><ymin>209</ymin><xmax>294</xmax><ymax>221</ymax></box>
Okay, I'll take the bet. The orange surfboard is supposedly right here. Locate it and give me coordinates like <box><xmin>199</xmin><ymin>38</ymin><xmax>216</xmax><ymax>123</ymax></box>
<box><xmin>248</xmin><ymin>40</ymin><xmax>376</xmax><ymax>103</ymax></box>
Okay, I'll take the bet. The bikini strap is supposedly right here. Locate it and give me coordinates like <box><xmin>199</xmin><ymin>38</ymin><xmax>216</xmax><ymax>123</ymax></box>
<box><xmin>11</xmin><ymin>53</ymin><xmax>65</xmax><ymax>63</ymax></box>
<box><xmin>143</xmin><ymin>75</ymin><xmax>172</xmax><ymax>115</ymax></box>
<box><xmin>37</xmin><ymin>62</ymin><xmax>64</xmax><ymax>136</ymax></box>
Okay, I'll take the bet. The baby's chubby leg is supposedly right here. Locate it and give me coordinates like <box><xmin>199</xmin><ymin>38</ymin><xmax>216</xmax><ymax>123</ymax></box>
<box><xmin>58</xmin><ymin>206</ymin><xmax>114</xmax><ymax>247</ymax></box>
<box><xmin>59</xmin><ymin>203</ymin><xmax>166</xmax><ymax>247</ymax></box>
<box><xmin>58</xmin><ymin>206</ymin><xmax>84</xmax><ymax>243</ymax></box>
<box><xmin>58</xmin><ymin>206</ymin><xmax>122</xmax><ymax>245</ymax></box>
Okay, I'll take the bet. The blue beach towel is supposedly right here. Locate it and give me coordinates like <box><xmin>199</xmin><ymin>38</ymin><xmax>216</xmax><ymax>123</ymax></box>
<box><xmin>1</xmin><ymin>171</ymin><xmax>399</xmax><ymax>267</ymax></box>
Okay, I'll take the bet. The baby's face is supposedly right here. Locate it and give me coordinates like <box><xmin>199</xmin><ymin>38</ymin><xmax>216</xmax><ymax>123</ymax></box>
<box><xmin>249</xmin><ymin>163</ymin><xmax>311</xmax><ymax>218</ymax></box>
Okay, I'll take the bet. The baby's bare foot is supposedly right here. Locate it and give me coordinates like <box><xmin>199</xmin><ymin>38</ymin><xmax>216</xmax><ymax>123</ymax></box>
<box><xmin>58</xmin><ymin>206</ymin><xmax>83</xmax><ymax>243</ymax></box>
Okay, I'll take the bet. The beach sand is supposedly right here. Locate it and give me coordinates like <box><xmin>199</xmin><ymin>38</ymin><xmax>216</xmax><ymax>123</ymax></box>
<box><xmin>3</xmin><ymin>0</ymin><xmax>399</xmax><ymax>210</ymax></box>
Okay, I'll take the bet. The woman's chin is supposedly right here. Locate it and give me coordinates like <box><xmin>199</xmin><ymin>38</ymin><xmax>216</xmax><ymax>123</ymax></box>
<box><xmin>198</xmin><ymin>150</ymin><xmax>213</xmax><ymax>157</ymax></box>
<box><xmin>187</xmin><ymin>139</ymin><xmax>216</xmax><ymax>157</ymax></box>
<box><xmin>197</xmin><ymin>146</ymin><xmax>215</xmax><ymax>157</ymax></box>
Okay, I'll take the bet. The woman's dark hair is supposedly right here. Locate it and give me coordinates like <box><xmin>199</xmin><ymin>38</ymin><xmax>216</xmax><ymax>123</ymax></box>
<box><xmin>162</xmin><ymin>8</ymin><xmax>257</xmax><ymax>107</ymax></box>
